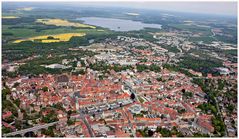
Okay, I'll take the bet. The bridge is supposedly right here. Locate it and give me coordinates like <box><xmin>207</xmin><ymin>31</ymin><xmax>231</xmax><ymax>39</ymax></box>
<box><xmin>3</xmin><ymin>121</ymin><xmax>62</xmax><ymax>137</ymax></box>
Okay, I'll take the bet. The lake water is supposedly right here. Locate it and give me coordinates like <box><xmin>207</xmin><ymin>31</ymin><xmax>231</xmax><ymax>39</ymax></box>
<box><xmin>77</xmin><ymin>17</ymin><xmax>162</xmax><ymax>31</ymax></box>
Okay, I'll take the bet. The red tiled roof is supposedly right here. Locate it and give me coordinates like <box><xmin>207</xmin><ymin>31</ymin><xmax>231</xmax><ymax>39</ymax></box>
<box><xmin>2</xmin><ymin>111</ymin><xmax>12</xmax><ymax>119</ymax></box>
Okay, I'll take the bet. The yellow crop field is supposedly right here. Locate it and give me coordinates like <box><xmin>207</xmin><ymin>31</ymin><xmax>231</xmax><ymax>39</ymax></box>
<box><xmin>36</xmin><ymin>18</ymin><xmax>96</xmax><ymax>29</ymax></box>
<box><xmin>13</xmin><ymin>33</ymin><xmax>86</xmax><ymax>43</ymax></box>
<box><xmin>2</xmin><ymin>16</ymin><xmax>19</xmax><ymax>19</ymax></box>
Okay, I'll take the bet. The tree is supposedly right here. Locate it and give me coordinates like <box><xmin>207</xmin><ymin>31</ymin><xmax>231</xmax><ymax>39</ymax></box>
<box><xmin>2</xmin><ymin>88</ymin><xmax>11</xmax><ymax>100</ymax></box>
<box><xmin>193</xmin><ymin>133</ymin><xmax>209</xmax><ymax>137</ymax></box>
<box><xmin>156</xmin><ymin>127</ymin><xmax>172</xmax><ymax>137</ymax></box>
<box><xmin>67</xmin><ymin>119</ymin><xmax>75</xmax><ymax>125</ymax></box>
<box><xmin>2</xmin><ymin>127</ymin><xmax>12</xmax><ymax>134</ymax></box>
<box><xmin>13</xmin><ymin>82</ymin><xmax>20</xmax><ymax>88</ymax></box>
<box><xmin>138</xmin><ymin>127</ymin><xmax>149</xmax><ymax>137</ymax></box>
<box><xmin>42</xmin><ymin>110</ymin><xmax>58</xmax><ymax>123</ymax></box>
<box><xmin>182</xmin><ymin>91</ymin><xmax>193</xmax><ymax>99</ymax></box>
<box><xmin>130</xmin><ymin>93</ymin><xmax>136</xmax><ymax>100</ymax></box>
<box><xmin>182</xmin><ymin>89</ymin><xmax>186</xmax><ymax>93</ymax></box>
<box><xmin>42</xmin><ymin>86</ymin><xmax>48</xmax><ymax>92</ymax></box>
<box><xmin>92</xmin><ymin>113</ymin><xmax>95</xmax><ymax>118</ymax></box>
<box><xmin>52</xmin><ymin>102</ymin><xmax>65</xmax><ymax>111</ymax></box>
<box><xmin>212</xmin><ymin>116</ymin><xmax>225</xmax><ymax>135</ymax></box>
<box><xmin>13</xmin><ymin>99</ymin><xmax>21</xmax><ymax>107</ymax></box>
<box><xmin>156</xmin><ymin>77</ymin><xmax>162</xmax><ymax>82</ymax></box>
<box><xmin>160</xmin><ymin>114</ymin><xmax>165</xmax><ymax>119</ymax></box>
<box><xmin>47</xmin><ymin>36</ymin><xmax>55</xmax><ymax>40</ymax></box>
<box><xmin>227</xmin><ymin>104</ymin><xmax>234</xmax><ymax>113</ymax></box>
<box><xmin>178</xmin><ymin>109</ymin><xmax>186</xmax><ymax>114</ymax></box>
<box><xmin>197</xmin><ymin>103</ymin><xmax>217</xmax><ymax>115</ymax></box>
<box><xmin>148</xmin><ymin>129</ymin><xmax>154</xmax><ymax>137</ymax></box>
<box><xmin>67</xmin><ymin>110</ymin><xmax>73</xmax><ymax>118</ymax></box>
<box><xmin>41</xmin><ymin>126</ymin><xmax>55</xmax><ymax>137</ymax></box>
<box><xmin>218</xmin><ymin>79</ymin><xmax>225</xmax><ymax>90</ymax></box>
<box><xmin>72</xmin><ymin>61</ymin><xmax>77</xmax><ymax>67</ymax></box>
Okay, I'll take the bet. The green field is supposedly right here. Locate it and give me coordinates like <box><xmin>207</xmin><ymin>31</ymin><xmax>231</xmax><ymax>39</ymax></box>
<box><xmin>189</xmin><ymin>36</ymin><xmax>216</xmax><ymax>43</ymax></box>
<box><xmin>169</xmin><ymin>24</ymin><xmax>212</xmax><ymax>36</ymax></box>
<box><xmin>3</xmin><ymin>24</ymin><xmax>111</xmax><ymax>42</ymax></box>
<box><xmin>2</xmin><ymin>10</ymin><xmax>113</xmax><ymax>44</ymax></box>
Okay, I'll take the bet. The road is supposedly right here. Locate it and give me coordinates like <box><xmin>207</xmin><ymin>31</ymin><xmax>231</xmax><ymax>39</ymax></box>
<box><xmin>176</xmin><ymin>43</ymin><xmax>183</xmax><ymax>53</ymax></box>
<box><xmin>106</xmin><ymin>119</ymin><xmax>161</xmax><ymax>125</ymax></box>
<box><xmin>77</xmin><ymin>98</ymin><xmax>133</xmax><ymax>137</ymax></box>
<box><xmin>123</xmin><ymin>81</ymin><xmax>139</xmax><ymax>102</ymax></box>
<box><xmin>3</xmin><ymin>121</ymin><xmax>61</xmax><ymax>137</ymax></box>
<box><xmin>165</xmin><ymin>53</ymin><xmax>170</xmax><ymax>64</ymax></box>
<box><xmin>79</xmin><ymin>109</ymin><xmax>95</xmax><ymax>137</ymax></box>
<box><xmin>214</xmin><ymin>98</ymin><xmax>228</xmax><ymax>137</ymax></box>
<box><xmin>123</xmin><ymin>109</ymin><xmax>136</xmax><ymax>137</ymax></box>
<box><xmin>6</xmin><ymin>95</ymin><xmax>23</xmax><ymax>120</ymax></box>
<box><xmin>210</xmin><ymin>28</ymin><xmax>220</xmax><ymax>43</ymax></box>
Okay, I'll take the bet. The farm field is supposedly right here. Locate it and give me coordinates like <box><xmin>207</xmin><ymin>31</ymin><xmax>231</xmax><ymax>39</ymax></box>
<box><xmin>2</xmin><ymin>16</ymin><xmax>19</xmax><ymax>19</ymax></box>
<box><xmin>3</xmin><ymin>27</ymin><xmax>107</xmax><ymax>37</ymax></box>
<box><xmin>2</xmin><ymin>23</ymin><xmax>111</xmax><ymax>44</ymax></box>
<box><xmin>13</xmin><ymin>33</ymin><xmax>86</xmax><ymax>43</ymax></box>
<box><xmin>36</xmin><ymin>18</ymin><xmax>96</xmax><ymax>28</ymax></box>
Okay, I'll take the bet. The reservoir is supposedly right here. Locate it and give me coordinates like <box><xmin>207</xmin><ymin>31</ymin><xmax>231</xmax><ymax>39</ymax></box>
<box><xmin>77</xmin><ymin>17</ymin><xmax>162</xmax><ymax>31</ymax></box>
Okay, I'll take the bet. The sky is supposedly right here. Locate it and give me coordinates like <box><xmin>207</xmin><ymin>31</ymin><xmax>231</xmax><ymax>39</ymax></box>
<box><xmin>73</xmin><ymin>1</ymin><xmax>237</xmax><ymax>17</ymax></box>
<box><xmin>2</xmin><ymin>1</ymin><xmax>237</xmax><ymax>17</ymax></box>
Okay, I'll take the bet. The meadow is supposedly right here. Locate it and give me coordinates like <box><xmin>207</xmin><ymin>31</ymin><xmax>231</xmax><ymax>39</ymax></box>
<box><xmin>36</xmin><ymin>18</ymin><xmax>96</xmax><ymax>28</ymax></box>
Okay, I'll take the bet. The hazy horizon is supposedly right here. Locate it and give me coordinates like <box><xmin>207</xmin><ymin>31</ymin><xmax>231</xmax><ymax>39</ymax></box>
<box><xmin>3</xmin><ymin>1</ymin><xmax>238</xmax><ymax>17</ymax></box>
<box><xmin>71</xmin><ymin>2</ymin><xmax>238</xmax><ymax>17</ymax></box>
